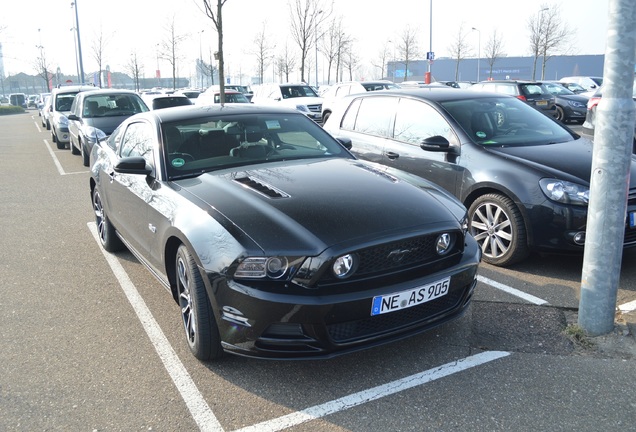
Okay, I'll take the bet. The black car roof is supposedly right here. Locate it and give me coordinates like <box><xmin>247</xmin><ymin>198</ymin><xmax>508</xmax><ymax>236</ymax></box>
<box><xmin>133</xmin><ymin>103</ymin><xmax>304</xmax><ymax>123</ymax></box>
<box><xmin>347</xmin><ymin>88</ymin><xmax>507</xmax><ymax>102</ymax></box>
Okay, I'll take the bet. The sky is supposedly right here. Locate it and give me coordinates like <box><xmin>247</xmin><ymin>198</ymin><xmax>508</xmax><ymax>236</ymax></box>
<box><xmin>0</xmin><ymin>0</ymin><xmax>610</xmax><ymax>85</ymax></box>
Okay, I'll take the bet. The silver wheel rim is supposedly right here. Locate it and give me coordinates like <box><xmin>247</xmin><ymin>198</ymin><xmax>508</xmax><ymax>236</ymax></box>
<box><xmin>470</xmin><ymin>202</ymin><xmax>513</xmax><ymax>260</ymax></box>
<box><xmin>177</xmin><ymin>255</ymin><xmax>196</xmax><ymax>347</ymax></box>
<box><xmin>93</xmin><ymin>192</ymin><xmax>106</xmax><ymax>244</ymax></box>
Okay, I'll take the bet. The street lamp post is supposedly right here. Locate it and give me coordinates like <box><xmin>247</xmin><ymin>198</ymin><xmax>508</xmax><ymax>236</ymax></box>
<box><xmin>472</xmin><ymin>27</ymin><xmax>480</xmax><ymax>82</ymax></box>
<box><xmin>70</xmin><ymin>1</ymin><xmax>85</xmax><ymax>84</ymax></box>
<box><xmin>199</xmin><ymin>30</ymin><xmax>204</xmax><ymax>88</ymax></box>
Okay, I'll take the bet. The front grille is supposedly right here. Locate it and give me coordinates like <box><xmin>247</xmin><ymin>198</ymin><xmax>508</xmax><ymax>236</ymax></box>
<box><xmin>327</xmin><ymin>289</ymin><xmax>465</xmax><ymax>343</ymax></box>
<box><xmin>307</xmin><ymin>103</ymin><xmax>322</xmax><ymax>113</ymax></box>
<box><xmin>321</xmin><ymin>231</ymin><xmax>462</xmax><ymax>284</ymax></box>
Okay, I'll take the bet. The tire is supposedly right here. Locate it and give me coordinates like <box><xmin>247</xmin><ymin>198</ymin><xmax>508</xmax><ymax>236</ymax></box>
<box><xmin>555</xmin><ymin>105</ymin><xmax>565</xmax><ymax>122</ymax></box>
<box><xmin>468</xmin><ymin>193</ymin><xmax>529</xmax><ymax>266</ymax></box>
<box><xmin>322</xmin><ymin>111</ymin><xmax>331</xmax><ymax>124</ymax></box>
<box><xmin>82</xmin><ymin>141</ymin><xmax>90</xmax><ymax>167</ymax></box>
<box><xmin>46</xmin><ymin>121</ymin><xmax>51</xmax><ymax>131</ymax></box>
<box><xmin>92</xmin><ymin>187</ymin><xmax>124</xmax><ymax>252</ymax></box>
<box><xmin>176</xmin><ymin>245</ymin><xmax>223</xmax><ymax>361</ymax></box>
<box><xmin>70</xmin><ymin>139</ymin><xmax>80</xmax><ymax>155</ymax></box>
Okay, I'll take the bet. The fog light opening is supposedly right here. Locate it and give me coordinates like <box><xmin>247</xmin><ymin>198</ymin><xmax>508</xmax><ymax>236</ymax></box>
<box><xmin>573</xmin><ymin>231</ymin><xmax>586</xmax><ymax>245</ymax></box>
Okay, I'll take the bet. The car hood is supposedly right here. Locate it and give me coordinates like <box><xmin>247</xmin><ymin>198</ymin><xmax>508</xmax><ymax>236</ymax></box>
<box><xmin>280</xmin><ymin>96</ymin><xmax>323</xmax><ymax>106</ymax></box>
<box><xmin>486</xmin><ymin>137</ymin><xmax>636</xmax><ymax>186</ymax></box>
<box><xmin>177</xmin><ymin>158</ymin><xmax>463</xmax><ymax>254</ymax></box>
<box><xmin>84</xmin><ymin>116</ymin><xmax>133</xmax><ymax>135</ymax></box>
<box><xmin>555</xmin><ymin>94</ymin><xmax>589</xmax><ymax>103</ymax></box>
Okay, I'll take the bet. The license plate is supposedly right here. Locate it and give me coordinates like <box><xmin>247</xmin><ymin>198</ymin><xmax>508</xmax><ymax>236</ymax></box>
<box><xmin>371</xmin><ymin>277</ymin><xmax>450</xmax><ymax>316</ymax></box>
<box><xmin>630</xmin><ymin>212</ymin><xmax>636</xmax><ymax>228</ymax></box>
<box><xmin>536</xmin><ymin>100</ymin><xmax>548</xmax><ymax>106</ymax></box>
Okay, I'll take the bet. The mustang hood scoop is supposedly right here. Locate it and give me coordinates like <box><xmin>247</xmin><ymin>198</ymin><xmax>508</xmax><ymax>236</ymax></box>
<box><xmin>233</xmin><ymin>176</ymin><xmax>290</xmax><ymax>199</ymax></box>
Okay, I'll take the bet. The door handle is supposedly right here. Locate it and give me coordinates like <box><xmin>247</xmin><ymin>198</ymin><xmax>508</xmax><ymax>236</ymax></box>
<box><xmin>385</xmin><ymin>151</ymin><xmax>400</xmax><ymax>160</ymax></box>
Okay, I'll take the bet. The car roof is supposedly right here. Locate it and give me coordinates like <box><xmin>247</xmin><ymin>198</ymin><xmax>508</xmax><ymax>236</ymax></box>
<box><xmin>342</xmin><ymin>87</ymin><xmax>507</xmax><ymax>103</ymax></box>
<box><xmin>52</xmin><ymin>85</ymin><xmax>98</xmax><ymax>94</ymax></box>
<box><xmin>130</xmin><ymin>103</ymin><xmax>302</xmax><ymax>123</ymax></box>
<box><xmin>75</xmin><ymin>89</ymin><xmax>140</xmax><ymax>98</ymax></box>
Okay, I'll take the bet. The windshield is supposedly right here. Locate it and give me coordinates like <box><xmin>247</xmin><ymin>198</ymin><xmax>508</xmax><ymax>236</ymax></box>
<box><xmin>441</xmin><ymin>96</ymin><xmax>575</xmax><ymax>147</ymax></box>
<box><xmin>163</xmin><ymin>113</ymin><xmax>351</xmax><ymax>180</ymax></box>
<box><xmin>280</xmin><ymin>85</ymin><xmax>319</xmax><ymax>98</ymax></box>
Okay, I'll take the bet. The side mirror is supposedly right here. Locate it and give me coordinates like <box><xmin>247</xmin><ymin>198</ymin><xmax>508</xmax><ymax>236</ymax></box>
<box><xmin>67</xmin><ymin>114</ymin><xmax>79</xmax><ymax>121</ymax></box>
<box><xmin>420</xmin><ymin>135</ymin><xmax>450</xmax><ymax>151</ymax></box>
<box><xmin>114</xmin><ymin>156</ymin><xmax>152</xmax><ymax>175</ymax></box>
<box><xmin>337</xmin><ymin>137</ymin><xmax>353</xmax><ymax>150</ymax></box>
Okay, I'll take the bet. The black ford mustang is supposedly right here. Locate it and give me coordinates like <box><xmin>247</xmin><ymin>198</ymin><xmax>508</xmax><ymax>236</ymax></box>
<box><xmin>89</xmin><ymin>104</ymin><xmax>481</xmax><ymax>361</ymax></box>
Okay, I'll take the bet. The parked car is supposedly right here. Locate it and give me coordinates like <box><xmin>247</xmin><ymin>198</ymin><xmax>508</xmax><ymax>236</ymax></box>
<box><xmin>37</xmin><ymin>92</ymin><xmax>51</xmax><ymax>112</ymax></box>
<box><xmin>542</xmin><ymin>81</ymin><xmax>589</xmax><ymax>123</ymax></box>
<box><xmin>225</xmin><ymin>84</ymin><xmax>253</xmax><ymax>101</ymax></box>
<box><xmin>89</xmin><ymin>104</ymin><xmax>481</xmax><ymax>360</ymax></box>
<box><xmin>195</xmin><ymin>87</ymin><xmax>250</xmax><ymax>105</ymax></box>
<box><xmin>173</xmin><ymin>89</ymin><xmax>201</xmax><ymax>103</ymax></box>
<box><xmin>559</xmin><ymin>76</ymin><xmax>603</xmax><ymax>92</ymax></box>
<box><xmin>40</xmin><ymin>95</ymin><xmax>52</xmax><ymax>130</ymax></box>
<box><xmin>321</xmin><ymin>81</ymin><xmax>401</xmax><ymax>123</ymax></box>
<box><xmin>67</xmin><ymin>89</ymin><xmax>149</xmax><ymax>166</ymax></box>
<box><xmin>50</xmin><ymin>84</ymin><xmax>97</xmax><ymax>149</ymax></box>
<box><xmin>251</xmin><ymin>83</ymin><xmax>323</xmax><ymax>123</ymax></box>
<box><xmin>323</xmin><ymin>88</ymin><xmax>636</xmax><ymax>266</ymax></box>
<box><xmin>556</xmin><ymin>81</ymin><xmax>588</xmax><ymax>94</ymax></box>
<box><xmin>469</xmin><ymin>80</ymin><xmax>556</xmax><ymax>118</ymax></box>
<box><xmin>582</xmin><ymin>82</ymin><xmax>636</xmax><ymax>153</ymax></box>
<box><xmin>9</xmin><ymin>93</ymin><xmax>27</xmax><ymax>109</ymax></box>
<box><xmin>141</xmin><ymin>93</ymin><xmax>193</xmax><ymax>110</ymax></box>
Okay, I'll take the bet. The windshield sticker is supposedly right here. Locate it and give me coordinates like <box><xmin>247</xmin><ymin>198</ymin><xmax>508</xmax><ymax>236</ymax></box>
<box><xmin>171</xmin><ymin>158</ymin><xmax>186</xmax><ymax>168</ymax></box>
<box><xmin>265</xmin><ymin>120</ymin><xmax>281</xmax><ymax>130</ymax></box>
<box><xmin>476</xmin><ymin>131</ymin><xmax>487</xmax><ymax>139</ymax></box>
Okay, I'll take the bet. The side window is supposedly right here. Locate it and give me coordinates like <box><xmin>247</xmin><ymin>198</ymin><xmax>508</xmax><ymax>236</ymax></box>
<box><xmin>118</xmin><ymin>122</ymin><xmax>155</xmax><ymax>166</ymax></box>
<box><xmin>495</xmin><ymin>84</ymin><xmax>516</xmax><ymax>96</ymax></box>
<box><xmin>341</xmin><ymin>98</ymin><xmax>362</xmax><ymax>131</ymax></box>
<box><xmin>351</xmin><ymin>96</ymin><xmax>396</xmax><ymax>137</ymax></box>
<box><xmin>394</xmin><ymin>98</ymin><xmax>457</xmax><ymax>145</ymax></box>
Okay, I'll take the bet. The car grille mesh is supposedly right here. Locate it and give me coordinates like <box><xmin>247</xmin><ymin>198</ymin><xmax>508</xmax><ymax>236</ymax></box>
<box><xmin>327</xmin><ymin>290</ymin><xmax>464</xmax><ymax>343</ymax></box>
<box><xmin>320</xmin><ymin>232</ymin><xmax>462</xmax><ymax>284</ymax></box>
<box><xmin>307</xmin><ymin>104</ymin><xmax>322</xmax><ymax>113</ymax></box>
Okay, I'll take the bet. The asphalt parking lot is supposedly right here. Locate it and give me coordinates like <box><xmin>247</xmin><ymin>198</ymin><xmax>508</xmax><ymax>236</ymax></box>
<box><xmin>1</xmin><ymin>111</ymin><xmax>635</xmax><ymax>431</ymax></box>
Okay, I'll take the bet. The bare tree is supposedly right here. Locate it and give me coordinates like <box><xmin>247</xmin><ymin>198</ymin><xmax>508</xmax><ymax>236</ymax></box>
<box><xmin>396</xmin><ymin>26</ymin><xmax>419</xmax><ymax>81</ymax></box>
<box><xmin>251</xmin><ymin>23</ymin><xmax>275</xmax><ymax>86</ymax></box>
<box><xmin>484</xmin><ymin>29</ymin><xmax>506</xmax><ymax>80</ymax></box>
<box><xmin>538</xmin><ymin>5</ymin><xmax>573</xmax><ymax>80</ymax></box>
<box><xmin>342</xmin><ymin>42</ymin><xmax>360</xmax><ymax>81</ymax></box>
<box><xmin>126</xmin><ymin>51</ymin><xmax>144</xmax><ymax>92</ymax></box>
<box><xmin>288</xmin><ymin>0</ymin><xmax>330</xmax><ymax>83</ymax></box>
<box><xmin>201</xmin><ymin>0</ymin><xmax>228</xmax><ymax>102</ymax></box>
<box><xmin>320</xmin><ymin>16</ymin><xmax>346</xmax><ymax>84</ymax></box>
<box><xmin>91</xmin><ymin>28</ymin><xmax>110</xmax><ymax>88</ymax></box>
<box><xmin>158</xmin><ymin>16</ymin><xmax>187</xmax><ymax>90</ymax></box>
<box><xmin>34</xmin><ymin>45</ymin><xmax>52</xmax><ymax>92</ymax></box>
<box><xmin>447</xmin><ymin>24</ymin><xmax>473</xmax><ymax>81</ymax></box>
<box><xmin>372</xmin><ymin>41</ymin><xmax>392</xmax><ymax>80</ymax></box>
<box><xmin>275</xmin><ymin>43</ymin><xmax>297</xmax><ymax>82</ymax></box>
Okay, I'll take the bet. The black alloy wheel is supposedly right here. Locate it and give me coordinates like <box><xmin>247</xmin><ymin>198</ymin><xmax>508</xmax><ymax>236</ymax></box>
<box><xmin>555</xmin><ymin>105</ymin><xmax>565</xmax><ymax>122</ymax></box>
<box><xmin>92</xmin><ymin>188</ymin><xmax>124</xmax><ymax>252</ymax></box>
<box><xmin>468</xmin><ymin>193</ymin><xmax>529</xmax><ymax>266</ymax></box>
<box><xmin>176</xmin><ymin>245</ymin><xmax>222</xmax><ymax>361</ymax></box>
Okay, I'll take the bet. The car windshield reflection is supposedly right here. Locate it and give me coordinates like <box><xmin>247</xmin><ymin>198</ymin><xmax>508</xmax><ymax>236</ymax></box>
<box><xmin>163</xmin><ymin>113</ymin><xmax>349</xmax><ymax>180</ymax></box>
<box><xmin>441</xmin><ymin>97</ymin><xmax>575</xmax><ymax>146</ymax></box>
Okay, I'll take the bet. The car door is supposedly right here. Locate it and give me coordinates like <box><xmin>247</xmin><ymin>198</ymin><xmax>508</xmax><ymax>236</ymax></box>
<box><xmin>105</xmin><ymin>121</ymin><xmax>156</xmax><ymax>257</ymax></box>
<box><xmin>381</xmin><ymin>97</ymin><xmax>462</xmax><ymax>196</ymax></box>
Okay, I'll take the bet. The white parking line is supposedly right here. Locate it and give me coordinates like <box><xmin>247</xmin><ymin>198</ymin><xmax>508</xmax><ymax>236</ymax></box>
<box><xmin>87</xmin><ymin>222</ymin><xmax>224</xmax><ymax>432</ymax></box>
<box><xmin>619</xmin><ymin>299</ymin><xmax>636</xmax><ymax>313</ymax></box>
<box><xmin>232</xmin><ymin>351</ymin><xmax>511</xmax><ymax>432</ymax></box>
<box><xmin>477</xmin><ymin>275</ymin><xmax>549</xmax><ymax>305</ymax></box>
<box><xmin>43</xmin><ymin>139</ymin><xmax>89</xmax><ymax>176</ymax></box>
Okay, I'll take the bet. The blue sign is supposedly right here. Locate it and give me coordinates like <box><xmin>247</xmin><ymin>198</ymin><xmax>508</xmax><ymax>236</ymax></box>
<box><xmin>426</xmin><ymin>52</ymin><xmax>435</xmax><ymax>60</ymax></box>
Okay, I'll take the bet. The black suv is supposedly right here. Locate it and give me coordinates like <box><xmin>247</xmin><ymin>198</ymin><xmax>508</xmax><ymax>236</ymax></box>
<box><xmin>469</xmin><ymin>80</ymin><xmax>556</xmax><ymax>119</ymax></box>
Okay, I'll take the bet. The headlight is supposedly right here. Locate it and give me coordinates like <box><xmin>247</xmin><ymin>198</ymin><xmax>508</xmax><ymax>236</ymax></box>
<box><xmin>567</xmin><ymin>100</ymin><xmax>586</xmax><ymax>108</ymax></box>
<box><xmin>295</xmin><ymin>105</ymin><xmax>309</xmax><ymax>112</ymax></box>
<box><xmin>332</xmin><ymin>254</ymin><xmax>358</xmax><ymax>279</ymax></box>
<box><xmin>58</xmin><ymin>115</ymin><xmax>68</xmax><ymax>127</ymax></box>
<box><xmin>539</xmin><ymin>178</ymin><xmax>589</xmax><ymax>206</ymax></box>
<box><xmin>80</xmin><ymin>125</ymin><xmax>107</xmax><ymax>144</ymax></box>
<box><xmin>234</xmin><ymin>256</ymin><xmax>292</xmax><ymax>279</ymax></box>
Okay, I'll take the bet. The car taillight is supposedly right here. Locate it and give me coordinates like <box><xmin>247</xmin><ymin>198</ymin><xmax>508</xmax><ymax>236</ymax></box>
<box><xmin>516</xmin><ymin>95</ymin><xmax>527</xmax><ymax>102</ymax></box>
<box><xmin>587</xmin><ymin>96</ymin><xmax>601</xmax><ymax>110</ymax></box>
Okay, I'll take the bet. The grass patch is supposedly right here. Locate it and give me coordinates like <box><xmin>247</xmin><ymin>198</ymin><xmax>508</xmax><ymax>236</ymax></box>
<box><xmin>0</xmin><ymin>106</ymin><xmax>26</xmax><ymax>115</ymax></box>
<box><xmin>564</xmin><ymin>324</ymin><xmax>595</xmax><ymax>349</ymax></box>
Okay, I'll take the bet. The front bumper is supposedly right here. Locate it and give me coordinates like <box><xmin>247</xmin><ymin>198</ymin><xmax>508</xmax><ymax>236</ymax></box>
<box><xmin>203</xmin><ymin>235</ymin><xmax>481</xmax><ymax>359</ymax></box>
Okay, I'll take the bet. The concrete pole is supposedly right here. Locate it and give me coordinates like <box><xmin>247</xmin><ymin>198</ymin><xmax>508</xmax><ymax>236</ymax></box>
<box><xmin>578</xmin><ymin>0</ymin><xmax>636</xmax><ymax>335</ymax></box>
<box><xmin>72</xmin><ymin>1</ymin><xmax>85</xmax><ymax>85</ymax></box>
